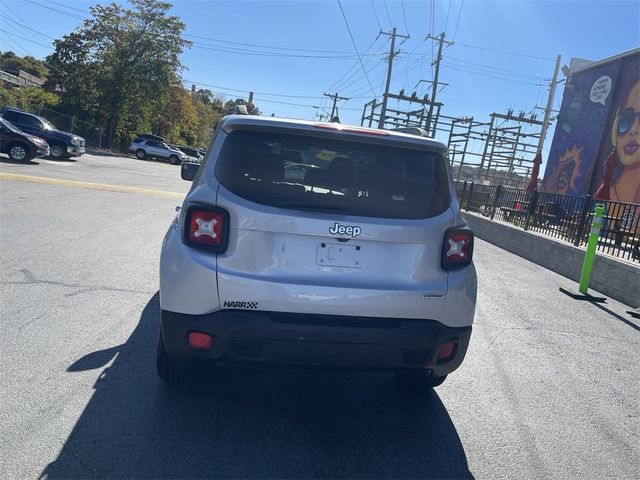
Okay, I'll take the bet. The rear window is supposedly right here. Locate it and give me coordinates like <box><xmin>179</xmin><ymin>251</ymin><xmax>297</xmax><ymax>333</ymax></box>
<box><xmin>215</xmin><ymin>129</ymin><xmax>450</xmax><ymax>219</ymax></box>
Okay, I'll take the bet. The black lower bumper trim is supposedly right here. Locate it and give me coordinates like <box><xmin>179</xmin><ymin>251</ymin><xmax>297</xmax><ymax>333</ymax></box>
<box><xmin>161</xmin><ymin>309</ymin><xmax>472</xmax><ymax>376</ymax></box>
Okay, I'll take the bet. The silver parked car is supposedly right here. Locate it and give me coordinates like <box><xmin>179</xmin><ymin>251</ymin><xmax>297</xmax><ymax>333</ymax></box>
<box><xmin>129</xmin><ymin>137</ymin><xmax>188</xmax><ymax>165</ymax></box>
<box><xmin>158</xmin><ymin>115</ymin><xmax>477</xmax><ymax>388</ymax></box>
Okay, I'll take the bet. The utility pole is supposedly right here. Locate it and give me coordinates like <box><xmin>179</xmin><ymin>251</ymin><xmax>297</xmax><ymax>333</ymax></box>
<box><xmin>378</xmin><ymin>27</ymin><xmax>410</xmax><ymax>128</ymax></box>
<box><xmin>537</xmin><ymin>54</ymin><xmax>562</xmax><ymax>152</ymax></box>
<box><xmin>324</xmin><ymin>92</ymin><xmax>350</xmax><ymax>119</ymax></box>
<box><xmin>425</xmin><ymin>32</ymin><xmax>454</xmax><ymax>134</ymax></box>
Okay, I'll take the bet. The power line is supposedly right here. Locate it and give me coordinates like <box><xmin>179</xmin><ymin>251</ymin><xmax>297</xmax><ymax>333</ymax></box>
<box><xmin>336</xmin><ymin>0</ymin><xmax>377</xmax><ymax>96</ymax></box>
<box><xmin>0</xmin><ymin>13</ymin><xmax>56</xmax><ymax>41</ymax></box>
<box><xmin>2</xmin><ymin>35</ymin><xmax>33</xmax><ymax>58</ymax></box>
<box><xmin>442</xmin><ymin>62</ymin><xmax>546</xmax><ymax>85</ymax></box>
<box><xmin>340</xmin><ymin>58</ymin><xmax>386</xmax><ymax>95</ymax></box>
<box><xmin>382</xmin><ymin>1</ymin><xmax>393</xmax><ymax>27</ymax></box>
<box><xmin>0</xmin><ymin>0</ymin><xmax>54</xmax><ymax>42</ymax></box>
<box><xmin>453</xmin><ymin>0</ymin><xmax>465</xmax><ymax>42</ymax></box>
<box><xmin>184</xmin><ymin>78</ymin><xmax>372</xmax><ymax>101</ymax></box>
<box><xmin>445</xmin><ymin>56</ymin><xmax>548</xmax><ymax>80</ymax></box>
<box><xmin>253</xmin><ymin>97</ymin><xmax>362</xmax><ymax>111</ymax></box>
<box><xmin>456</xmin><ymin>42</ymin><xmax>556</xmax><ymax>61</ymax></box>
<box><xmin>43</xmin><ymin>0</ymin><xmax>90</xmax><ymax>14</ymax></box>
<box><xmin>185</xmin><ymin>33</ymin><xmax>357</xmax><ymax>55</ymax></box>
<box><xmin>0</xmin><ymin>29</ymin><xmax>51</xmax><ymax>49</ymax></box>
<box><xmin>370</xmin><ymin>0</ymin><xmax>382</xmax><ymax>29</ymax></box>
<box><xmin>400</xmin><ymin>0</ymin><xmax>409</xmax><ymax>34</ymax></box>
<box><xmin>191</xmin><ymin>42</ymin><xmax>381</xmax><ymax>59</ymax></box>
<box><xmin>26</xmin><ymin>0</ymin><xmax>86</xmax><ymax>20</ymax></box>
<box><xmin>325</xmin><ymin>35</ymin><xmax>382</xmax><ymax>93</ymax></box>
<box><xmin>444</xmin><ymin>0</ymin><xmax>453</xmax><ymax>35</ymax></box>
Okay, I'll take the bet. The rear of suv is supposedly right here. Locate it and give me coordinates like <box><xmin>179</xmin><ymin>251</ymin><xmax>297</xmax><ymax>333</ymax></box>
<box><xmin>158</xmin><ymin>116</ymin><xmax>476</xmax><ymax>387</ymax></box>
<box><xmin>1</xmin><ymin>107</ymin><xmax>84</xmax><ymax>159</ymax></box>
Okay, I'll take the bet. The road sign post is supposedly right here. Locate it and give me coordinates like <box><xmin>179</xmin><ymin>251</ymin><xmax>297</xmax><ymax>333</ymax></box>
<box><xmin>560</xmin><ymin>203</ymin><xmax>607</xmax><ymax>302</ymax></box>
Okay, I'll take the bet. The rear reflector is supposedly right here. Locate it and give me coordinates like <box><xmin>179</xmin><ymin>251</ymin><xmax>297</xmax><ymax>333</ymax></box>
<box><xmin>188</xmin><ymin>332</ymin><xmax>212</xmax><ymax>351</ymax></box>
<box><xmin>441</xmin><ymin>228</ymin><xmax>474</xmax><ymax>270</ymax></box>
<box><xmin>184</xmin><ymin>205</ymin><xmax>229</xmax><ymax>253</ymax></box>
<box><xmin>437</xmin><ymin>342</ymin><xmax>456</xmax><ymax>362</ymax></box>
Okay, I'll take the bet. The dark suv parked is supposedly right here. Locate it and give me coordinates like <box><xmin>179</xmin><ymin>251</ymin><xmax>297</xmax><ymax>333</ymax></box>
<box><xmin>1</xmin><ymin>107</ymin><xmax>85</xmax><ymax>159</ymax></box>
<box><xmin>0</xmin><ymin>117</ymin><xmax>49</xmax><ymax>161</ymax></box>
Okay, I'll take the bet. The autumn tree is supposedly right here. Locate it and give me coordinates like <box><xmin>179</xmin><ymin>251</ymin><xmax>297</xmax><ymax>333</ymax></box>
<box><xmin>45</xmin><ymin>0</ymin><xmax>191</xmax><ymax>147</ymax></box>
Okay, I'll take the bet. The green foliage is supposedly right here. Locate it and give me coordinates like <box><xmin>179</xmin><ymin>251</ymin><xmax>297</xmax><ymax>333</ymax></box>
<box><xmin>0</xmin><ymin>83</ymin><xmax>59</xmax><ymax>110</ymax></box>
<box><xmin>0</xmin><ymin>51</ymin><xmax>48</xmax><ymax>79</ymax></box>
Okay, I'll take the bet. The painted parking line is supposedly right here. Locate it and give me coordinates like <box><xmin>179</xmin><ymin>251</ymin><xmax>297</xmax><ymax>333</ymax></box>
<box><xmin>0</xmin><ymin>172</ymin><xmax>185</xmax><ymax>198</ymax></box>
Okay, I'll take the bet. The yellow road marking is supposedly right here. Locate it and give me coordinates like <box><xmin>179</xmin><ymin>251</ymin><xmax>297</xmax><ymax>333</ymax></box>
<box><xmin>0</xmin><ymin>172</ymin><xmax>184</xmax><ymax>198</ymax></box>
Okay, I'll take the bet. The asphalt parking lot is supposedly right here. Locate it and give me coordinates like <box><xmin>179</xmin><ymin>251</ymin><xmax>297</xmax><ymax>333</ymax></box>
<box><xmin>1</xmin><ymin>152</ymin><xmax>639</xmax><ymax>479</ymax></box>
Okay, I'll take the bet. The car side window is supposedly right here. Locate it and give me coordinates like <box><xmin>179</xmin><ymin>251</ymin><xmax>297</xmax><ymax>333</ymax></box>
<box><xmin>3</xmin><ymin>111</ymin><xmax>20</xmax><ymax>123</ymax></box>
<box><xmin>19</xmin><ymin>114</ymin><xmax>42</xmax><ymax>129</ymax></box>
<box><xmin>147</xmin><ymin>141</ymin><xmax>159</xmax><ymax>148</ymax></box>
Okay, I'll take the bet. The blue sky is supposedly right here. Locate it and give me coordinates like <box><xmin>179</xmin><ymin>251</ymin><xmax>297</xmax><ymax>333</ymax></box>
<box><xmin>1</xmin><ymin>0</ymin><xmax>639</xmax><ymax>168</ymax></box>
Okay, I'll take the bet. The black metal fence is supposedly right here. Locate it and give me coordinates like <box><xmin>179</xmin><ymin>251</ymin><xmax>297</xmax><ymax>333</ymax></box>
<box><xmin>455</xmin><ymin>181</ymin><xmax>640</xmax><ymax>263</ymax></box>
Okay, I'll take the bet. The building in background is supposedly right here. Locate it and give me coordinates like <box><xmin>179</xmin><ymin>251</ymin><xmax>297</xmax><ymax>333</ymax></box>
<box><xmin>541</xmin><ymin>47</ymin><xmax>640</xmax><ymax>204</ymax></box>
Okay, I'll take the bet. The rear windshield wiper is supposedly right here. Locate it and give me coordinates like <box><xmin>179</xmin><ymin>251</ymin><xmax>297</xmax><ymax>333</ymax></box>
<box><xmin>274</xmin><ymin>201</ymin><xmax>346</xmax><ymax>211</ymax></box>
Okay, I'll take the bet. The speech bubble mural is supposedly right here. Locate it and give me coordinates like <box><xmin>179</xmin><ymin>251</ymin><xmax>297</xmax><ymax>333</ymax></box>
<box><xmin>590</xmin><ymin>76</ymin><xmax>612</xmax><ymax>105</ymax></box>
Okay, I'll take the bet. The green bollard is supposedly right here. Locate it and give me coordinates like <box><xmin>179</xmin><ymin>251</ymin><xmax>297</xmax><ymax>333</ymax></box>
<box><xmin>559</xmin><ymin>203</ymin><xmax>607</xmax><ymax>302</ymax></box>
<box><xmin>579</xmin><ymin>203</ymin><xmax>605</xmax><ymax>294</ymax></box>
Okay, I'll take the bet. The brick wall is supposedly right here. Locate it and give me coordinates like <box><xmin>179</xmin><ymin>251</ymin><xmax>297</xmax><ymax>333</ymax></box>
<box><xmin>463</xmin><ymin>211</ymin><xmax>640</xmax><ymax>308</ymax></box>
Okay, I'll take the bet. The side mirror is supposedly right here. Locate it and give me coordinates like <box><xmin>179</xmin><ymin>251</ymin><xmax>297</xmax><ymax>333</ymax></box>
<box><xmin>181</xmin><ymin>161</ymin><xmax>199</xmax><ymax>181</ymax></box>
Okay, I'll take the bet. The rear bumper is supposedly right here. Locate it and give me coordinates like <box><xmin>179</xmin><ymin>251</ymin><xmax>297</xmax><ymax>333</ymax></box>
<box><xmin>161</xmin><ymin>309</ymin><xmax>472</xmax><ymax>376</ymax></box>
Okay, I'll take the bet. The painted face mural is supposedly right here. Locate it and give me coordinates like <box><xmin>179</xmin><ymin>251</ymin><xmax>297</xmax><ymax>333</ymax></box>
<box><xmin>545</xmin><ymin>145</ymin><xmax>583</xmax><ymax>195</ymax></box>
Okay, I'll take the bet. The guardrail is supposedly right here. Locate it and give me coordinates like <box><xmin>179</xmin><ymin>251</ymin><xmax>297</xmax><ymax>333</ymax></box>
<box><xmin>0</xmin><ymin>69</ymin><xmax>43</xmax><ymax>87</ymax></box>
<box><xmin>455</xmin><ymin>181</ymin><xmax>640</xmax><ymax>264</ymax></box>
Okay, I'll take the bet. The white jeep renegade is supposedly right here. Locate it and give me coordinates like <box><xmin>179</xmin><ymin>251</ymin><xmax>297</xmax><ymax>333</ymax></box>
<box><xmin>158</xmin><ymin>115</ymin><xmax>477</xmax><ymax>387</ymax></box>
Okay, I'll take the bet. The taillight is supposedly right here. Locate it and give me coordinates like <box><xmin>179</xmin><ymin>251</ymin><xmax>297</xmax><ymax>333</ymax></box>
<box><xmin>183</xmin><ymin>205</ymin><xmax>229</xmax><ymax>253</ymax></box>
<box><xmin>442</xmin><ymin>228</ymin><xmax>474</xmax><ymax>270</ymax></box>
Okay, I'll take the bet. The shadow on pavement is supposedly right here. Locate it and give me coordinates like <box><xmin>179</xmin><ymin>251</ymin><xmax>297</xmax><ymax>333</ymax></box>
<box><xmin>590</xmin><ymin>301</ymin><xmax>640</xmax><ymax>332</ymax></box>
<box><xmin>41</xmin><ymin>294</ymin><xmax>472</xmax><ymax>479</ymax></box>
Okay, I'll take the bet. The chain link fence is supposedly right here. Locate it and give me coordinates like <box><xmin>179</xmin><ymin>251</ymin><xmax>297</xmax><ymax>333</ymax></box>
<box><xmin>18</xmin><ymin>103</ymin><xmax>104</xmax><ymax>148</ymax></box>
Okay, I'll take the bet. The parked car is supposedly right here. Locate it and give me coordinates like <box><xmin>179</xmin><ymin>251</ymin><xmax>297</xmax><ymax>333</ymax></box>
<box><xmin>1</xmin><ymin>107</ymin><xmax>84</xmax><ymax>159</ymax></box>
<box><xmin>171</xmin><ymin>145</ymin><xmax>204</xmax><ymax>162</ymax></box>
<box><xmin>129</xmin><ymin>134</ymin><xmax>165</xmax><ymax>156</ymax></box>
<box><xmin>0</xmin><ymin>117</ymin><xmax>49</xmax><ymax>161</ymax></box>
<box><xmin>129</xmin><ymin>139</ymin><xmax>188</xmax><ymax>165</ymax></box>
<box><xmin>158</xmin><ymin>115</ymin><xmax>477</xmax><ymax>389</ymax></box>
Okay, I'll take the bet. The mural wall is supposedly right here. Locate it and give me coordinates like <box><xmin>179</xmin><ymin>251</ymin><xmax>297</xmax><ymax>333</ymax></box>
<box><xmin>541</xmin><ymin>50</ymin><xmax>639</xmax><ymax>205</ymax></box>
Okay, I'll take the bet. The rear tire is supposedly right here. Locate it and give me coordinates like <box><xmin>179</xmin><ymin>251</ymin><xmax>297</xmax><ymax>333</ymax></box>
<box><xmin>136</xmin><ymin>149</ymin><xmax>147</xmax><ymax>160</ymax></box>
<box><xmin>7</xmin><ymin>142</ymin><xmax>31</xmax><ymax>161</ymax></box>
<box><xmin>156</xmin><ymin>330</ymin><xmax>187</xmax><ymax>387</ymax></box>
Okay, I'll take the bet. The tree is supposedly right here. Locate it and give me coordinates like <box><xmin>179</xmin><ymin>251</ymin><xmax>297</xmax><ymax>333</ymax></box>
<box><xmin>45</xmin><ymin>0</ymin><xmax>191</xmax><ymax>147</ymax></box>
<box><xmin>0</xmin><ymin>51</ymin><xmax>48</xmax><ymax>78</ymax></box>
